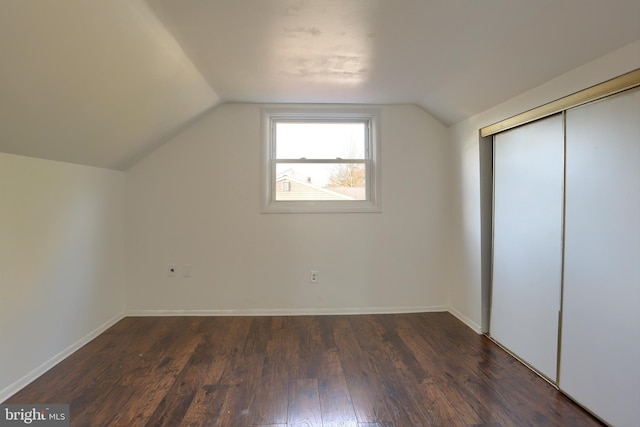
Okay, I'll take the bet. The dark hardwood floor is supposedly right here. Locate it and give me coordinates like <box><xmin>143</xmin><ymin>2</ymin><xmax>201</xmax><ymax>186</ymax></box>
<box><xmin>5</xmin><ymin>313</ymin><xmax>602</xmax><ymax>426</ymax></box>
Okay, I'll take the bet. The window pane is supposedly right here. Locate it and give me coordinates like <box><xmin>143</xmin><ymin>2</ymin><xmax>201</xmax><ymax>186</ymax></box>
<box><xmin>275</xmin><ymin>163</ymin><xmax>366</xmax><ymax>201</ymax></box>
<box><xmin>275</xmin><ymin>122</ymin><xmax>366</xmax><ymax>159</ymax></box>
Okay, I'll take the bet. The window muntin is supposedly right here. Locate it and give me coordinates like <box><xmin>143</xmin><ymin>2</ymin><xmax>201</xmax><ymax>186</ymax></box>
<box><xmin>262</xmin><ymin>108</ymin><xmax>380</xmax><ymax>213</ymax></box>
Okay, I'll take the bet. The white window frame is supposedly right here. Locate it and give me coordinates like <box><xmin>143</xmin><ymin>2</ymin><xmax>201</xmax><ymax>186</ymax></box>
<box><xmin>261</xmin><ymin>106</ymin><xmax>381</xmax><ymax>213</ymax></box>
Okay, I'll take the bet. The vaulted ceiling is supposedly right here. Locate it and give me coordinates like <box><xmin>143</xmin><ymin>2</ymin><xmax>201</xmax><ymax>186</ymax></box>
<box><xmin>1</xmin><ymin>0</ymin><xmax>639</xmax><ymax>169</ymax></box>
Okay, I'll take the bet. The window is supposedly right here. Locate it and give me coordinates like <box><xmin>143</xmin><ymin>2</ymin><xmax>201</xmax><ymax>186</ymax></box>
<box><xmin>262</xmin><ymin>107</ymin><xmax>381</xmax><ymax>213</ymax></box>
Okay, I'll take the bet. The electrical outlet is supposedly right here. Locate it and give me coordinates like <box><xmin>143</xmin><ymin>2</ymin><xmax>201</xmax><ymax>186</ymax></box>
<box><xmin>310</xmin><ymin>270</ymin><xmax>319</xmax><ymax>284</ymax></box>
<box><xmin>168</xmin><ymin>264</ymin><xmax>177</xmax><ymax>277</ymax></box>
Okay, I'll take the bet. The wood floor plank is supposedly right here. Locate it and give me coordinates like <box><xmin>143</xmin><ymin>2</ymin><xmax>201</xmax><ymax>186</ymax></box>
<box><xmin>417</xmin><ymin>378</ymin><xmax>467</xmax><ymax>427</ymax></box>
<box><xmin>215</xmin><ymin>353</ymin><xmax>264</xmax><ymax>426</ymax></box>
<box><xmin>317</xmin><ymin>348</ymin><xmax>358</xmax><ymax>427</ymax></box>
<box><xmin>3</xmin><ymin>313</ymin><xmax>604</xmax><ymax>427</ymax></box>
<box><xmin>110</xmin><ymin>328</ymin><xmax>204</xmax><ymax>426</ymax></box>
<box><xmin>288</xmin><ymin>378</ymin><xmax>322</xmax><ymax>427</ymax></box>
<box><xmin>270</xmin><ymin>316</ymin><xmax>286</xmax><ymax>330</ymax></box>
<box><xmin>179</xmin><ymin>385</ymin><xmax>228</xmax><ymax>427</ymax></box>
<box><xmin>213</xmin><ymin>317</ymin><xmax>261</xmax><ymax>426</ymax></box>
<box><xmin>333</xmin><ymin>326</ymin><xmax>393</xmax><ymax>424</ymax></box>
<box><xmin>71</xmin><ymin>385</ymin><xmax>137</xmax><ymax>427</ymax></box>
<box><xmin>249</xmin><ymin>327</ymin><xmax>295</xmax><ymax>425</ymax></box>
<box><xmin>290</xmin><ymin>317</ymin><xmax>325</xmax><ymax>380</ymax></box>
<box><xmin>215</xmin><ymin>317</ymin><xmax>255</xmax><ymax>387</ymax></box>
<box><xmin>143</xmin><ymin>332</ymin><xmax>222</xmax><ymax>427</ymax></box>
<box><xmin>7</xmin><ymin>329</ymin><xmax>124</xmax><ymax>403</ymax></box>
<box><xmin>349</xmin><ymin>315</ymin><xmax>430</xmax><ymax>426</ymax></box>
<box><xmin>357</xmin><ymin>423</ymin><xmax>394</xmax><ymax>427</ymax></box>
<box><xmin>396</xmin><ymin>326</ymin><xmax>485</xmax><ymax>425</ymax></box>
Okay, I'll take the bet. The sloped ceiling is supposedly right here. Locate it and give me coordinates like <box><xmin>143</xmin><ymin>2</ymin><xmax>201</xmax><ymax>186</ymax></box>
<box><xmin>0</xmin><ymin>0</ymin><xmax>219</xmax><ymax>170</ymax></box>
<box><xmin>1</xmin><ymin>0</ymin><xmax>639</xmax><ymax>170</ymax></box>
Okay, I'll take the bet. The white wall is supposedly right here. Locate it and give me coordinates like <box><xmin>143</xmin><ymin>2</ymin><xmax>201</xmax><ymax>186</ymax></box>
<box><xmin>0</xmin><ymin>154</ymin><xmax>125</xmax><ymax>401</ymax></box>
<box><xmin>4</xmin><ymin>40</ymin><xmax>636</xmax><ymax>403</ymax></box>
<box><xmin>448</xmin><ymin>40</ymin><xmax>640</xmax><ymax>329</ymax></box>
<box><xmin>125</xmin><ymin>104</ymin><xmax>452</xmax><ymax>314</ymax></box>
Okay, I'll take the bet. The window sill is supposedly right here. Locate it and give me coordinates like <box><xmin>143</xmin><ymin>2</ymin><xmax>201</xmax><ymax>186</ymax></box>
<box><xmin>261</xmin><ymin>200</ymin><xmax>381</xmax><ymax>214</ymax></box>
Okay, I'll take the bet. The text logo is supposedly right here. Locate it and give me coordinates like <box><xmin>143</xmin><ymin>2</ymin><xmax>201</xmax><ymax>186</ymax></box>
<box><xmin>0</xmin><ymin>405</ymin><xmax>69</xmax><ymax>426</ymax></box>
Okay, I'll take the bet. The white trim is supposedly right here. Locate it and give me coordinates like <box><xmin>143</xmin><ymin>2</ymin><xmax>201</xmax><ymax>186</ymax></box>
<box><xmin>261</xmin><ymin>105</ymin><xmax>382</xmax><ymax>214</ymax></box>
<box><xmin>448</xmin><ymin>306</ymin><xmax>483</xmax><ymax>334</ymax></box>
<box><xmin>0</xmin><ymin>311</ymin><xmax>125</xmax><ymax>402</ymax></box>
<box><xmin>126</xmin><ymin>305</ymin><xmax>448</xmax><ymax>317</ymax></box>
<box><xmin>126</xmin><ymin>307</ymin><xmax>483</xmax><ymax>333</ymax></box>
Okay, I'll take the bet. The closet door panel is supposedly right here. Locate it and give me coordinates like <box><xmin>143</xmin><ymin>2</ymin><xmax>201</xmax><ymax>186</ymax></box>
<box><xmin>562</xmin><ymin>90</ymin><xmax>640</xmax><ymax>427</ymax></box>
<box><xmin>491</xmin><ymin>114</ymin><xmax>564</xmax><ymax>381</ymax></box>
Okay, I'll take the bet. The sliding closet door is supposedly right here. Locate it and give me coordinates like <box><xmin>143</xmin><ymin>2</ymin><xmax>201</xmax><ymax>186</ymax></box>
<box><xmin>561</xmin><ymin>89</ymin><xmax>640</xmax><ymax>426</ymax></box>
<box><xmin>491</xmin><ymin>114</ymin><xmax>563</xmax><ymax>381</ymax></box>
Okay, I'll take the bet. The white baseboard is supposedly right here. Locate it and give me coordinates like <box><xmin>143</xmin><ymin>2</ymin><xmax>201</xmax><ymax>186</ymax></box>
<box><xmin>447</xmin><ymin>306</ymin><xmax>483</xmax><ymax>334</ymax></box>
<box><xmin>0</xmin><ymin>311</ymin><xmax>125</xmax><ymax>403</ymax></box>
<box><xmin>126</xmin><ymin>305</ymin><xmax>449</xmax><ymax>317</ymax></box>
<box><xmin>126</xmin><ymin>306</ymin><xmax>483</xmax><ymax>333</ymax></box>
